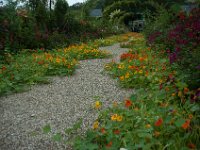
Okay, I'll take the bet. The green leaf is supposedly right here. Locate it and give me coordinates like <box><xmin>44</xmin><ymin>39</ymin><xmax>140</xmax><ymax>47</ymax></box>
<box><xmin>43</xmin><ymin>124</ymin><xmax>51</xmax><ymax>134</ymax></box>
<box><xmin>190</xmin><ymin>105</ymin><xmax>200</xmax><ymax>112</ymax></box>
<box><xmin>175</xmin><ymin>119</ymin><xmax>185</xmax><ymax>127</ymax></box>
<box><xmin>138</xmin><ymin>133</ymin><xmax>152</xmax><ymax>139</ymax></box>
<box><xmin>130</xmin><ymin>94</ymin><xmax>137</xmax><ymax>101</ymax></box>
<box><xmin>52</xmin><ymin>133</ymin><xmax>62</xmax><ymax>142</ymax></box>
<box><xmin>87</xmin><ymin>143</ymin><xmax>99</xmax><ymax>150</ymax></box>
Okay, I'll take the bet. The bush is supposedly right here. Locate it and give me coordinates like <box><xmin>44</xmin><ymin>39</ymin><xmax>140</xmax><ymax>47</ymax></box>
<box><xmin>144</xmin><ymin>6</ymin><xmax>200</xmax><ymax>89</ymax></box>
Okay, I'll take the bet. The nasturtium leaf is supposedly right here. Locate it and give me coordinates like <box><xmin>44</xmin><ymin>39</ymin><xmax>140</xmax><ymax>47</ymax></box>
<box><xmin>52</xmin><ymin>133</ymin><xmax>62</xmax><ymax>142</ymax></box>
<box><xmin>130</xmin><ymin>94</ymin><xmax>137</xmax><ymax>101</ymax></box>
<box><xmin>87</xmin><ymin>143</ymin><xmax>99</xmax><ymax>150</ymax></box>
<box><xmin>175</xmin><ymin>119</ymin><xmax>185</xmax><ymax>127</ymax></box>
<box><xmin>190</xmin><ymin>105</ymin><xmax>200</xmax><ymax>112</ymax></box>
<box><xmin>43</xmin><ymin>124</ymin><xmax>51</xmax><ymax>134</ymax></box>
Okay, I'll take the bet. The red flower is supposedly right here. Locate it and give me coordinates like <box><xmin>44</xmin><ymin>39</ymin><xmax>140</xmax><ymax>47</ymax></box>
<box><xmin>125</xmin><ymin>100</ymin><xmax>132</xmax><ymax>108</ymax></box>
<box><xmin>101</xmin><ymin>128</ymin><xmax>106</xmax><ymax>134</ymax></box>
<box><xmin>159</xmin><ymin>84</ymin><xmax>163</xmax><ymax>90</ymax></box>
<box><xmin>113</xmin><ymin>129</ymin><xmax>120</xmax><ymax>135</ymax></box>
<box><xmin>182</xmin><ymin>119</ymin><xmax>190</xmax><ymax>129</ymax></box>
<box><xmin>178</xmin><ymin>12</ymin><xmax>186</xmax><ymax>20</ymax></box>
<box><xmin>106</xmin><ymin>141</ymin><xmax>112</xmax><ymax>148</ymax></box>
<box><xmin>38</xmin><ymin>60</ymin><xmax>44</xmax><ymax>65</ymax></box>
<box><xmin>154</xmin><ymin>118</ymin><xmax>163</xmax><ymax>127</ymax></box>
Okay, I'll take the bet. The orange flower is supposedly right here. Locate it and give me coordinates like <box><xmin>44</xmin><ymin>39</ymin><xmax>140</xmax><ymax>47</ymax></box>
<box><xmin>134</xmin><ymin>107</ymin><xmax>139</xmax><ymax>111</ymax></box>
<box><xmin>188</xmin><ymin>114</ymin><xmax>193</xmax><ymax>120</ymax></box>
<box><xmin>187</xmin><ymin>143</ymin><xmax>196</xmax><ymax>149</ymax></box>
<box><xmin>113</xmin><ymin>129</ymin><xmax>120</xmax><ymax>134</ymax></box>
<box><xmin>125</xmin><ymin>100</ymin><xmax>132</xmax><ymax>108</ymax></box>
<box><xmin>182</xmin><ymin>119</ymin><xmax>190</xmax><ymax>129</ymax></box>
<box><xmin>38</xmin><ymin>60</ymin><xmax>44</xmax><ymax>65</ymax></box>
<box><xmin>106</xmin><ymin>141</ymin><xmax>112</xmax><ymax>148</ymax></box>
<box><xmin>154</xmin><ymin>118</ymin><xmax>163</xmax><ymax>127</ymax></box>
<box><xmin>2</xmin><ymin>66</ymin><xmax>7</xmax><ymax>71</ymax></box>
<box><xmin>145</xmin><ymin>124</ymin><xmax>151</xmax><ymax>128</ymax></box>
<box><xmin>101</xmin><ymin>128</ymin><xmax>106</xmax><ymax>134</ymax></box>
<box><xmin>184</xmin><ymin>87</ymin><xmax>189</xmax><ymax>94</ymax></box>
<box><xmin>154</xmin><ymin>131</ymin><xmax>160</xmax><ymax>137</ymax></box>
<box><xmin>165</xmin><ymin>87</ymin><xmax>170</xmax><ymax>92</ymax></box>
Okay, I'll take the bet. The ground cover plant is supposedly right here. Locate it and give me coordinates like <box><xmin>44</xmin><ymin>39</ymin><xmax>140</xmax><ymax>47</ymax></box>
<box><xmin>0</xmin><ymin>43</ymin><xmax>110</xmax><ymax>96</ymax></box>
<box><xmin>0</xmin><ymin>32</ymin><xmax>135</xmax><ymax>96</ymax></box>
<box><xmin>73</xmin><ymin>33</ymin><xmax>200</xmax><ymax>149</ymax></box>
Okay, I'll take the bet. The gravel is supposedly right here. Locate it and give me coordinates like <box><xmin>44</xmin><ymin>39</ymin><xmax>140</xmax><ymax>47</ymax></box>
<box><xmin>0</xmin><ymin>43</ymin><xmax>134</xmax><ymax>150</ymax></box>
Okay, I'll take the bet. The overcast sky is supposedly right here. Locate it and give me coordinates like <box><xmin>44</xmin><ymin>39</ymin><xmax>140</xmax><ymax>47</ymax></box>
<box><xmin>67</xmin><ymin>0</ymin><xmax>85</xmax><ymax>6</ymax></box>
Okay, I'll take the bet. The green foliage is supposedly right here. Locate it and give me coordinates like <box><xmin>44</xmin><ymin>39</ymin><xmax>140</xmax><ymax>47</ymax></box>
<box><xmin>43</xmin><ymin>124</ymin><xmax>51</xmax><ymax>134</ymax></box>
<box><xmin>54</xmin><ymin>0</ymin><xmax>69</xmax><ymax>29</ymax></box>
<box><xmin>73</xmin><ymin>32</ymin><xmax>200</xmax><ymax>150</ymax></box>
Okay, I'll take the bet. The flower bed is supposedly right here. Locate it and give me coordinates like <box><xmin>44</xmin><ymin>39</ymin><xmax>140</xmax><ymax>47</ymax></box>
<box><xmin>73</xmin><ymin>33</ymin><xmax>200</xmax><ymax>149</ymax></box>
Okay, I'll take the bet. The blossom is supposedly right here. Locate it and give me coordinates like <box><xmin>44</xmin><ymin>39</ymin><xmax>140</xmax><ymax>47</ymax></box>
<box><xmin>184</xmin><ymin>88</ymin><xmax>189</xmax><ymax>94</ymax></box>
<box><xmin>56</xmin><ymin>57</ymin><xmax>61</xmax><ymax>64</ymax></box>
<box><xmin>93</xmin><ymin>121</ymin><xmax>99</xmax><ymax>129</ymax></box>
<box><xmin>118</xmin><ymin>64</ymin><xmax>124</xmax><ymax>69</ymax></box>
<box><xmin>113</xmin><ymin>101</ymin><xmax>118</xmax><ymax>107</ymax></box>
<box><xmin>106</xmin><ymin>141</ymin><xmax>112</xmax><ymax>148</ymax></box>
<box><xmin>125</xmin><ymin>72</ymin><xmax>130</xmax><ymax>79</ymax></box>
<box><xmin>154</xmin><ymin>118</ymin><xmax>163</xmax><ymax>127</ymax></box>
<box><xmin>187</xmin><ymin>143</ymin><xmax>196</xmax><ymax>149</ymax></box>
<box><xmin>182</xmin><ymin>119</ymin><xmax>190</xmax><ymax>129</ymax></box>
<box><xmin>145</xmin><ymin>124</ymin><xmax>151</xmax><ymax>128</ymax></box>
<box><xmin>113</xmin><ymin>129</ymin><xmax>120</xmax><ymax>134</ymax></box>
<box><xmin>125</xmin><ymin>100</ymin><xmax>132</xmax><ymax>108</ymax></box>
<box><xmin>38</xmin><ymin>60</ymin><xmax>44</xmax><ymax>65</ymax></box>
<box><xmin>111</xmin><ymin>114</ymin><xmax>118</xmax><ymax>121</ymax></box>
<box><xmin>117</xmin><ymin>115</ymin><xmax>123</xmax><ymax>122</ymax></box>
<box><xmin>154</xmin><ymin>131</ymin><xmax>160</xmax><ymax>137</ymax></box>
<box><xmin>94</xmin><ymin>101</ymin><xmax>101</xmax><ymax>109</ymax></box>
<box><xmin>119</xmin><ymin>76</ymin><xmax>124</xmax><ymax>81</ymax></box>
<box><xmin>1</xmin><ymin>66</ymin><xmax>7</xmax><ymax>71</ymax></box>
<box><xmin>188</xmin><ymin>114</ymin><xmax>193</xmax><ymax>119</ymax></box>
<box><xmin>101</xmin><ymin>128</ymin><xmax>106</xmax><ymax>134</ymax></box>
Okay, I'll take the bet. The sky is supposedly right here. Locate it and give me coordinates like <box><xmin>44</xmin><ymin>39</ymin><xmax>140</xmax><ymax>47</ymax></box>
<box><xmin>67</xmin><ymin>0</ymin><xmax>85</xmax><ymax>6</ymax></box>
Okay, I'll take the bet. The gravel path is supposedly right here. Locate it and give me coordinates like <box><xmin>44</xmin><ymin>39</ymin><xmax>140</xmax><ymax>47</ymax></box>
<box><xmin>0</xmin><ymin>43</ymin><xmax>134</xmax><ymax>150</ymax></box>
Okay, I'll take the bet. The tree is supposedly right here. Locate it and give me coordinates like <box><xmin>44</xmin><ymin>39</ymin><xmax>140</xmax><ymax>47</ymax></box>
<box><xmin>54</xmin><ymin>0</ymin><xmax>68</xmax><ymax>30</ymax></box>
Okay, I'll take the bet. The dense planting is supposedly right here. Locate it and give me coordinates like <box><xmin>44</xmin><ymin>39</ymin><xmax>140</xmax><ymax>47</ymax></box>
<box><xmin>73</xmin><ymin>33</ymin><xmax>200</xmax><ymax>149</ymax></box>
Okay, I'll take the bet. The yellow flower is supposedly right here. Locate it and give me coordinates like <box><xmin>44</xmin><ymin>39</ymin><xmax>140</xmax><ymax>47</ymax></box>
<box><xmin>142</xmin><ymin>66</ymin><xmax>146</xmax><ymax>69</ymax></box>
<box><xmin>94</xmin><ymin>101</ymin><xmax>101</xmax><ymax>109</ymax></box>
<box><xmin>154</xmin><ymin>131</ymin><xmax>160</xmax><ymax>137</ymax></box>
<box><xmin>113</xmin><ymin>101</ymin><xmax>118</xmax><ymax>107</ymax></box>
<box><xmin>139</xmin><ymin>70</ymin><xmax>143</xmax><ymax>74</ymax></box>
<box><xmin>120</xmin><ymin>76</ymin><xmax>125</xmax><ymax>81</ymax></box>
<box><xmin>117</xmin><ymin>115</ymin><xmax>123</xmax><ymax>122</ymax></box>
<box><xmin>172</xmin><ymin>93</ymin><xmax>176</xmax><ymax>97</ymax></box>
<box><xmin>134</xmin><ymin>107</ymin><xmax>139</xmax><ymax>111</ymax></box>
<box><xmin>111</xmin><ymin>114</ymin><xmax>118</xmax><ymax>121</ymax></box>
<box><xmin>125</xmin><ymin>72</ymin><xmax>130</xmax><ymax>79</ymax></box>
<box><xmin>145</xmin><ymin>124</ymin><xmax>151</xmax><ymax>128</ymax></box>
<box><xmin>178</xmin><ymin>91</ymin><xmax>182</xmax><ymax>97</ymax></box>
<box><xmin>93</xmin><ymin>121</ymin><xmax>99</xmax><ymax>129</ymax></box>
<box><xmin>118</xmin><ymin>64</ymin><xmax>124</xmax><ymax>69</ymax></box>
